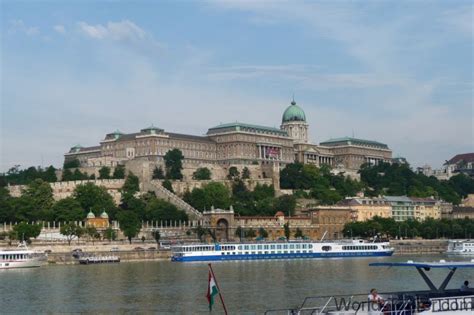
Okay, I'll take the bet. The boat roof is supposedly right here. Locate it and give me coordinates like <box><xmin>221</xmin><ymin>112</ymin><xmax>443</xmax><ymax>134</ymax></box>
<box><xmin>370</xmin><ymin>260</ymin><xmax>474</xmax><ymax>269</ymax></box>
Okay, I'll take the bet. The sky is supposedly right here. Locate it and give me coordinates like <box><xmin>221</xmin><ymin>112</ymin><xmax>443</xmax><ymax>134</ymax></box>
<box><xmin>1</xmin><ymin>0</ymin><xmax>473</xmax><ymax>172</ymax></box>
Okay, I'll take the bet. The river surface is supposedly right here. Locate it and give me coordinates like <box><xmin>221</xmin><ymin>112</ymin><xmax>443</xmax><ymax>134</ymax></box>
<box><xmin>0</xmin><ymin>255</ymin><xmax>473</xmax><ymax>314</ymax></box>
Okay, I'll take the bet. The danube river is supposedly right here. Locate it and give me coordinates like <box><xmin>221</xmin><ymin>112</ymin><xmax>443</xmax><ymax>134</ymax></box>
<box><xmin>1</xmin><ymin>255</ymin><xmax>472</xmax><ymax>314</ymax></box>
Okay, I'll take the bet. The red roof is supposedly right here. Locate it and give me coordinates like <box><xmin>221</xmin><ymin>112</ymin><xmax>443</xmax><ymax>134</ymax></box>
<box><xmin>448</xmin><ymin>153</ymin><xmax>474</xmax><ymax>164</ymax></box>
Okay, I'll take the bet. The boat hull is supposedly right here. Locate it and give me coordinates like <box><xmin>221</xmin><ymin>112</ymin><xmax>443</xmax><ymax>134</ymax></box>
<box><xmin>0</xmin><ymin>259</ymin><xmax>42</xmax><ymax>269</ymax></box>
<box><xmin>172</xmin><ymin>250</ymin><xmax>393</xmax><ymax>262</ymax></box>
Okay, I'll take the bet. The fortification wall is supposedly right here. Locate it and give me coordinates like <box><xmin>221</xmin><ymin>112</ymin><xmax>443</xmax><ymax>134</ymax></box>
<box><xmin>8</xmin><ymin>179</ymin><xmax>125</xmax><ymax>204</ymax></box>
<box><xmin>151</xmin><ymin>178</ymin><xmax>273</xmax><ymax>195</ymax></box>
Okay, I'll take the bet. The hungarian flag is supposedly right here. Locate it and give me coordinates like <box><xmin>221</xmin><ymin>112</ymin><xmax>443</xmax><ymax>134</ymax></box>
<box><xmin>206</xmin><ymin>270</ymin><xmax>219</xmax><ymax>311</ymax></box>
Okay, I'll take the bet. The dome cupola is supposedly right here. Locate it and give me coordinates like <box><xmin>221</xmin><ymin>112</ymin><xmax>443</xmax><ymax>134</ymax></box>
<box><xmin>100</xmin><ymin>211</ymin><xmax>109</xmax><ymax>219</ymax></box>
<box><xmin>86</xmin><ymin>210</ymin><xmax>96</xmax><ymax>219</ymax></box>
<box><xmin>282</xmin><ymin>100</ymin><xmax>306</xmax><ymax>123</ymax></box>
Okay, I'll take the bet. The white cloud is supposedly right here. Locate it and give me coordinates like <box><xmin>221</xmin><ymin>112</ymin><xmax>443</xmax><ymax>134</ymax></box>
<box><xmin>9</xmin><ymin>19</ymin><xmax>39</xmax><ymax>36</ymax></box>
<box><xmin>53</xmin><ymin>25</ymin><xmax>66</xmax><ymax>34</ymax></box>
<box><xmin>77</xmin><ymin>20</ymin><xmax>146</xmax><ymax>41</ymax></box>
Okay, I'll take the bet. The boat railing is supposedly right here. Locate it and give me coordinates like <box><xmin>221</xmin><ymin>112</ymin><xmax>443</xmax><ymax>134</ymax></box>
<box><xmin>265</xmin><ymin>291</ymin><xmax>474</xmax><ymax>315</ymax></box>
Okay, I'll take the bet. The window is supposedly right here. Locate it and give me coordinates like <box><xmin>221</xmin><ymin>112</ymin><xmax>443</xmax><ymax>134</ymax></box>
<box><xmin>322</xmin><ymin>246</ymin><xmax>332</xmax><ymax>252</ymax></box>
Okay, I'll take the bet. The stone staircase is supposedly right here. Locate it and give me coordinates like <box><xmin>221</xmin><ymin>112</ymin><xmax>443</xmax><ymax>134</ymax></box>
<box><xmin>142</xmin><ymin>181</ymin><xmax>202</xmax><ymax>220</ymax></box>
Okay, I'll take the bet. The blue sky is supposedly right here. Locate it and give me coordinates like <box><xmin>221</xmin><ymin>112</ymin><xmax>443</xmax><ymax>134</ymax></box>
<box><xmin>1</xmin><ymin>0</ymin><xmax>472</xmax><ymax>171</ymax></box>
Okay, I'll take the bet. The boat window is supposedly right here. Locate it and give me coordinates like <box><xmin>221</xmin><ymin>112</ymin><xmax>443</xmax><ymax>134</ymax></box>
<box><xmin>289</xmin><ymin>244</ymin><xmax>294</xmax><ymax>249</ymax></box>
<box><xmin>277</xmin><ymin>245</ymin><xmax>281</xmax><ymax>249</ymax></box>
<box><xmin>322</xmin><ymin>246</ymin><xmax>332</xmax><ymax>252</ymax></box>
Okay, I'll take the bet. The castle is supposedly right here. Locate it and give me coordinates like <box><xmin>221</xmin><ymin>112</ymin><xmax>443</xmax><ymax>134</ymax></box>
<box><xmin>64</xmin><ymin>100</ymin><xmax>392</xmax><ymax>180</ymax></box>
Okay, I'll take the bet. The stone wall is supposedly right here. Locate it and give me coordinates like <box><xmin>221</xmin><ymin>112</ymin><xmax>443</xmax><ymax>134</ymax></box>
<box><xmin>151</xmin><ymin>178</ymin><xmax>273</xmax><ymax>196</ymax></box>
<box><xmin>8</xmin><ymin>179</ymin><xmax>125</xmax><ymax>204</ymax></box>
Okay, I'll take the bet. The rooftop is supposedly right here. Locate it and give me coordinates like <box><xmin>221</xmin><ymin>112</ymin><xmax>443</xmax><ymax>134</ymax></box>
<box><xmin>447</xmin><ymin>153</ymin><xmax>474</xmax><ymax>165</ymax></box>
<box><xmin>207</xmin><ymin>122</ymin><xmax>288</xmax><ymax>136</ymax></box>
<box><xmin>320</xmin><ymin>137</ymin><xmax>389</xmax><ymax>149</ymax></box>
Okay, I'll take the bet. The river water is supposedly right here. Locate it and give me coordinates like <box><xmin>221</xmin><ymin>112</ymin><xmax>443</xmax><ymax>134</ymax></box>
<box><xmin>0</xmin><ymin>255</ymin><xmax>472</xmax><ymax>314</ymax></box>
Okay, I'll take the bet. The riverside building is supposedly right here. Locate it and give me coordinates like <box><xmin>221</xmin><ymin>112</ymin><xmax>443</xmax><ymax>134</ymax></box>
<box><xmin>64</xmin><ymin>100</ymin><xmax>392</xmax><ymax>178</ymax></box>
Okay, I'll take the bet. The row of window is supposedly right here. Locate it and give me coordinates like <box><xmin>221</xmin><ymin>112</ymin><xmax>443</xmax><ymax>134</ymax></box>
<box><xmin>1</xmin><ymin>254</ymin><xmax>30</xmax><ymax>260</ymax></box>
<box><xmin>238</xmin><ymin>244</ymin><xmax>313</xmax><ymax>250</ymax></box>
<box><xmin>342</xmin><ymin>245</ymin><xmax>378</xmax><ymax>250</ymax></box>
<box><xmin>222</xmin><ymin>250</ymin><xmax>312</xmax><ymax>255</ymax></box>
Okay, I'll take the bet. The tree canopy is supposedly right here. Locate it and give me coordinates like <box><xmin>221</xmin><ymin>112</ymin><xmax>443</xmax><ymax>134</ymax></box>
<box><xmin>192</xmin><ymin>167</ymin><xmax>212</xmax><ymax>180</ymax></box>
<box><xmin>0</xmin><ymin>165</ymin><xmax>57</xmax><ymax>186</ymax></box>
<box><xmin>164</xmin><ymin>149</ymin><xmax>184</xmax><ymax>180</ymax></box>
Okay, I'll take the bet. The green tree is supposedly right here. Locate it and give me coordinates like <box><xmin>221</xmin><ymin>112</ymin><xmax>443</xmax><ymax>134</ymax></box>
<box><xmin>227</xmin><ymin>167</ymin><xmax>240</xmax><ymax>180</ymax></box>
<box><xmin>98</xmin><ymin>166</ymin><xmax>111</xmax><ymax>179</ymax></box>
<box><xmin>50</xmin><ymin>197</ymin><xmax>85</xmax><ymax>222</ymax></box>
<box><xmin>60</xmin><ymin>223</ymin><xmax>83</xmax><ymax>245</ymax></box>
<box><xmin>242</xmin><ymin>167</ymin><xmax>251</xmax><ymax>179</ymax></box>
<box><xmin>112</xmin><ymin>165</ymin><xmax>126</xmax><ymax>179</ymax></box>
<box><xmin>104</xmin><ymin>227</ymin><xmax>117</xmax><ymax>242</ymax></box>
<box><xmin>274</xmin><ymin>195</ymin><xmax>296</xmax><ymax>216</ymax></box>
<box><xmin>145</xmin><ymin>197</ymin><xmax>188</xmax><ymax>222</ymax></box>
<box><xmin>22</xmin><ymin>179</ymin><xmax>54</xmax><ymax>221</ymax></box>
<box><xmin>235</xmin><ymin>226</ymin><xmax>245</xmax><ymax>242</ymax></box>
<box><xmin>117</xmin><ymin>211</ymin><xmax>141</xmax><ymax>244</ymax></box>
<box><xmin>152</xmin><ymin>230</ymin><xmax>161</xmax><ymax>244</ymax></box>
<box><xmin>192</xmin><ymin>167</ymin><xmax>212</xmax><ymax>180</ymax></box>
<box><xmin>61</xmin><ymin>169</ymin><xmax>73</xmax><ymax>181</ymax></box>
<box><xmin>203</xmin><ymin>182</ymin><xmax>231</xmax><ymax>210</ymax></box>
<box><xmin>42</xmin><ymin>166</ymin><xmax>57</xmax><ymax>182</ymax></box>
<box><xmin>283</xmin><ymin>223</ymin><xmax>290</xmax><ymax>240</ymax></box>
<box><xmin>73</xmin><ymin>183</ymin><xmax>116</xmax><ymax>217</ymax></box>
<box><xmin>11</xmin><ymin>222</ymin><xmax>42</xmax><ymax>242</ymax></box>
<box><xmin>194</xmin><ymin>225</ymin><xmax>208</xmax><ymax>242</ymax></box>
<box><xmin>0</xmin><ymin>187</ymin><xmax>14</xmax><ymax>222</ymax></box>
<box><xmin>85</xmin><ymin>226</ymin><xmax>99</xmax><ymax>244</ymax></box>
<box><xmin>164</xmin><ymin>149</ymin><xmax>184</xmax><ymax>180</ymax></box>
<box><xmin>152</xmin><ymin>166</ymin><xmax>165</xmax><ymax>180</ymax></box>
<box><xmin>258</xmin><ymin>227</ymin><xmax>268</xmax><ymax>239</ymax></box>
<box><xmin>121</xmin><ymin>173</ymin><xmax>140</xmax><ymax>200</ymax></box>
<box><xmin>64</xmin><ymin>159</ymin><xmax>80</xmax><ymax>169</ymax></box>
<box><xmin>294</xmin><ymin>228</ymin><xmax>304</xmax><ymax>239</ymax></box>
<box><xmin>246</xmin><ymin>228</ymin><xmax>256</xmax><ymax>238</ymax></box>
<box><xmin>162</xmin><ymin>180</ymin><xmax>174</xmax><ymax>193</ymax></box>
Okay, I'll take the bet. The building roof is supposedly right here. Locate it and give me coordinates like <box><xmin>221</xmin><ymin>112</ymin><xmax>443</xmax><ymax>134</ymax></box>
<box><xmin>452</xmin><ymin>206</ymin><xmax>474</xmax><ymax>213</ymax></box>
<box><xmin>410</xmin><ymin>197</ymin><xmax>437</xmax><ymax>204</ymax></box>
<box><xmin>167</xmin><ymin>132</ymin><xmax>214</xmax><ymax>143</ymax></box>
<box><xmin>282</xmin><ymin>100</ymin><xmax>306</xmax><ymax>123</ymax></box>
<box><xmin>207</xmin><ymin>122</ymin><xmax>288</xmax><ymax>136</ymax></box>
<box><xmin>384</xmin><ymin>196</ymin><xmax>413</xmax><ymax>202</ymax></box>
<box><xmin>447</xmin><ymin>153</ymin><xmax>474</xmax><ymax>165</ymax></box>
<box><xmin>320</xmin><ymin>137</ymin><xmax>389</xmax><ymax>149</ymax></box>
<box><xmin>68</xmin><ymin>145</ymin><xmax>101</xmax><ymax>153</ymax></box>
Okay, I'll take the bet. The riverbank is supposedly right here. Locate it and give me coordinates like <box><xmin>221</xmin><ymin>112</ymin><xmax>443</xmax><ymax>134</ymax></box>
<box><xmin>47</xmin><ymin>250</ymin><xmax>171</xmax><ymax>265</ymax></box>
<box><xmin>390</xmin><ymin>239</ymin><xmax>448</xmax><ymax>255</ymax></box>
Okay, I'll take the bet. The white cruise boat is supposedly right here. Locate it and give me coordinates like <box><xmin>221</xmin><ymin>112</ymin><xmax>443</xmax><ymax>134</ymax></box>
<box><xmin>447</xmin><ymin>240</ymin><xmax>474</xmax><ymax>256</ymax></box>
<box><xmin>0</xmin><ymin>242</ymin><xmax>45</xmax><ymax>269</ymax></box>
<box><xmin>171</xmin><ymin>239</ymin><xmax>394</xmax><ymax>262</ymax></box>
<box><xmin>265</xmin><ymin>260</ymin><xmax>474</xmax><ymax>315</ymax></box>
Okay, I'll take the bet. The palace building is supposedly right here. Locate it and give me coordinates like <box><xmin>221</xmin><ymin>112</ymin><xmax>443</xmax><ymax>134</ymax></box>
<box><xmin>64</xmin><ymin>100</ymin><xmax>392</xmax><ymax>176</ymax></box>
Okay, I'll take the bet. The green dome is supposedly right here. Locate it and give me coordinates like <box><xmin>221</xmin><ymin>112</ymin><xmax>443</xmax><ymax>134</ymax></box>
<box><xmin>282</xmin><ymin>100</ymin><xmax>306</xmax><ymax>123</ymax></box>
<box><xmin>100</xmin><ymin>211</ymin><xmax>109</xmax><ymax>219</ymax></box>
<box><xmin>86</xmin><ymin>211</ymin><xmax>96</xmax><ymax>219</ymax></box>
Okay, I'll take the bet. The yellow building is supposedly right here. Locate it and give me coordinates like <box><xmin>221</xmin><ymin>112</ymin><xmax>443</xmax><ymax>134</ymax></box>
<box><xmin>85</xmin><ymin>210</ymin><xmax>110</xmax><ymax>229</ymax></box>
<box><xmin>337</xmin><ymin>197</ymin><xmax>391</xmax><ymax>222</ymax></box>
<box><xmin>411</xmin><ymin>198</ymin><xmax>441</xmax><ymax>221</ymax></box>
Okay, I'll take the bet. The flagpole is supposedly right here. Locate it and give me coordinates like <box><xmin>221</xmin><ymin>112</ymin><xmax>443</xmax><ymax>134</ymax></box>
<box><xmin>208</xmin><ymin>263</ymin><xmax>228</xmax><ymax>315</ymax></box>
